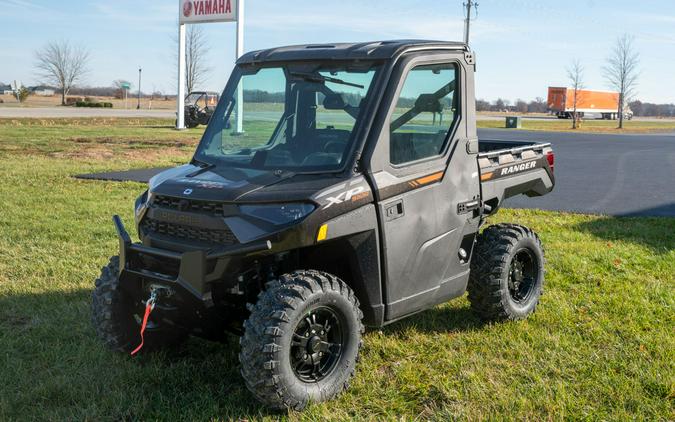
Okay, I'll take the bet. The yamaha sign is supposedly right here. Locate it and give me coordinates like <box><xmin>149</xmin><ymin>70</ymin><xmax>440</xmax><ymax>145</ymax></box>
<box><xmin>179</xmin><ymin>0</ymin><xmax>237</xmax><ymax>23</ymax></box>
<box><xmin>176</xmin><ymin>0</ymin><xmax>243</xmax><ymax>130</ymax></box>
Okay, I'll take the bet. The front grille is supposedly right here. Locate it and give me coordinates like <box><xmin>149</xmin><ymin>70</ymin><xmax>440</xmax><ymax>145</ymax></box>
<box><xmin>142</xmin><ymin>218</ymin><xmax>238</xmax><ymax>245</ymax></box>
<box><xmin>153</xmin><ymin>195</ymin><xmax>223</xmax><ymax>215</ymax></box>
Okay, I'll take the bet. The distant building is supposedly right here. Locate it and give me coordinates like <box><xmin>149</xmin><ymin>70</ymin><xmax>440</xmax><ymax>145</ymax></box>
<box><xmin>0</xmin><ymin>84</ymin><xmax>13</xmax><ymax>95</ymax></box>
<box><xmin>30</xmin><ymin>85</ymin><xmax>56</xmax><ymax>96</ymax></box>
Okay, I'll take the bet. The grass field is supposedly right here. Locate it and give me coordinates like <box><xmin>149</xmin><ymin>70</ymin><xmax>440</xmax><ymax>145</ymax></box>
<box><xmin>477</xmin><ymin>117</ymin><xmax>675</xmax><ymax>133</ymax></box>
<box><xmin>0</xmin><ymin>118</ymin><xmax>673</xmax><ymax>420</ymax></box>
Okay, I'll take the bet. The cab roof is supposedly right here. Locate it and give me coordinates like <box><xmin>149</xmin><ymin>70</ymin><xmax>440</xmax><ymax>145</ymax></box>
<box><xmin>237</xmin><ymin>40</ymin><xmax>467</xmax><ymax>64</ymax></box>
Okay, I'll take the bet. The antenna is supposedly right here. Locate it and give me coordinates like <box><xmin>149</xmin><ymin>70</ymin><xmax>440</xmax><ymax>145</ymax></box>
<box><xmin>463</xmin><ymin>0</ymin><xmax>479</xmax><ymax>45</ymax></box>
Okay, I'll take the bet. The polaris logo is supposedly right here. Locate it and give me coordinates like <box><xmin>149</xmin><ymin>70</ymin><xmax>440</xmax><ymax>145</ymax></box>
<box><xmin>500</xmin><ymin>161</ymin><xmax>537</xmax><ymax>176</ymax></box>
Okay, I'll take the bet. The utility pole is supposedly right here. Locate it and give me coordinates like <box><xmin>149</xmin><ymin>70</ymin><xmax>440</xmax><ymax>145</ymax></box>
<box><xmin>136</xmin><ymin>67</ymin><xmax>142</xmax><ymax>110</ymax></box>
<box><xmin>463</xmin><ymin>0</ymin><xmax>478</xmax><ymax>45</ymax></box>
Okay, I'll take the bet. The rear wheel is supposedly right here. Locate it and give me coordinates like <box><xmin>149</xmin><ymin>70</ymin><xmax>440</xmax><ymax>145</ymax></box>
<box><xmin>239</xmin><ymin>270</ymin><xmax>363</xmax><ymax>410</ymax></box>
<box><xmin>468</xmin><ymin>224</ymin><xmax>545</xmax><ymax>321</ymax></box>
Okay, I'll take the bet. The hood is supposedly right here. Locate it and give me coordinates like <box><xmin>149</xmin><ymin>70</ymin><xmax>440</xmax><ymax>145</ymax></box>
<box><xmin>148</xmin><ymin>164</ymin><xmax>347</xmax><ymax>203</ymax></box>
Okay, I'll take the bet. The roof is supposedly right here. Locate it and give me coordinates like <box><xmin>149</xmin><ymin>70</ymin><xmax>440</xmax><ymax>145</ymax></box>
<box><xmin>30</xmin><ymin>85</ymin><xmax>55</xmax><ymax>91</ymax></box>
<box><xmin>238</xmin><ymin>40</ymin><xmax>467</xmax><ymax>64</ymax></box>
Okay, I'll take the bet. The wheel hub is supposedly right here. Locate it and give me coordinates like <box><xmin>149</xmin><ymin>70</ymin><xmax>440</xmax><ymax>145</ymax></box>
<box><xmin>290</xmin><ymin>307</ymin><xmax>344</xmax><ymax>383</ymax></box>
<box><xmin>308</xmin><ymin>335</ymin><xmax>323</xmax><ymax>353</ymax></box>
<box><xmin>508</xmin><ymin>249</ymin><xmax>538</xmax><ymax>303</ymax></box>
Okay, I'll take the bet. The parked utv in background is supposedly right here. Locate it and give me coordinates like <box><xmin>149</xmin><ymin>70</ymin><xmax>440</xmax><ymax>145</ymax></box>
<box><xmin>92</xmin><ymin>40</ymin><xmax>555</xmax><ymax>410</ymax></box>
<box><xmin>179</xmin><ymin>91</ymin><xmax>220</xmax><ymax>128</ymax></box>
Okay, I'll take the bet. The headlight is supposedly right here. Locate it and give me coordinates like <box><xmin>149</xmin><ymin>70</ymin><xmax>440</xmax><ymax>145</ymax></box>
<box><xmin>239</xmin><ymin>203</ymin><xmax>315</xmax><ymax>225</ymax></box>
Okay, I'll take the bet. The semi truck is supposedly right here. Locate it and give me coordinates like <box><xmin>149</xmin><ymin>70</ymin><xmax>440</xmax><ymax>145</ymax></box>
<box><xmin>547</xmin><ymin>86</ymin><xmax>632</xmax><ymax>120</ymax></box>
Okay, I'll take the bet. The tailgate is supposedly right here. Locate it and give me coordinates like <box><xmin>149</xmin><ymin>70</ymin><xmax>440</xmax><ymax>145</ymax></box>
<box><xmin>478</xmin><ymin>140</ymin><xmax>555</xmax><ymax>211</ymax></box>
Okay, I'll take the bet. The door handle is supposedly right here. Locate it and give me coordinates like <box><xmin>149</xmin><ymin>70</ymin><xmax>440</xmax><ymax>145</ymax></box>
<box><xmin>385</xmin><ymin>200</ymin><xmax>404</xmax><ymax>221</ymax></box>
<box><xmin>457</xmin><ymin>199</ymin><xmax>480</xmax><ymax>214</ymax></box>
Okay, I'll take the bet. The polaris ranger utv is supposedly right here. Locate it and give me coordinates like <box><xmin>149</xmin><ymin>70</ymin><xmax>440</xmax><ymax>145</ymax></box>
<box><xmin>92</xmin><ymin>40</ymin><xmax>555</xmax><ymax>410</ymax></box>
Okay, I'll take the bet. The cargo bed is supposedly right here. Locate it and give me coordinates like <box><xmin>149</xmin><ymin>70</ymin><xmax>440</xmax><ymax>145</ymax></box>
<box><xmin>477</xmin><ymin>139</ymin><xmax>555</xmax><ymax>214</ymax></box>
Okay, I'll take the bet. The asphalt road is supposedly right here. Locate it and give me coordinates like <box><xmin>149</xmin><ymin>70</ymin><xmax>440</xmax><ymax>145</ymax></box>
<box><xmin>0</xmin><ymin>107</ymin><xmax>175</xmax><ymax>119</ymax></box>
<box><xmin>2</xmin><ymin>106</ymin><xmax>671</xmax><ymax>123</ymax></box>
<box><xmin>481</xmin><ymin>129</ymin><xmax>675</xmax><ymax>217</ymax></box>
<box><xmin>75</xmin><ymin>128</ymin><xmax>675</xmax><ymax>217</ymax></box>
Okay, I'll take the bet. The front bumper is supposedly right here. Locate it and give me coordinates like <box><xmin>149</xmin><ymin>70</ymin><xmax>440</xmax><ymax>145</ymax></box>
<box><xmin>113</xmin><ymin>215</ymin><xmax>271</xmax><ymax>304</ymax></box>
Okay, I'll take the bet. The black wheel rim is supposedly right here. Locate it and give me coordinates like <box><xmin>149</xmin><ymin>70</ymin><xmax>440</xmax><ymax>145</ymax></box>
<box><xmin>290</xmin><ymin>306</ymin><xmax>344</xmax><ymax>383</ymax></box>
<box><xmin>508</xmin><ymin>248</ymin><xmax>538</xmax><ymax>303</ymax></box>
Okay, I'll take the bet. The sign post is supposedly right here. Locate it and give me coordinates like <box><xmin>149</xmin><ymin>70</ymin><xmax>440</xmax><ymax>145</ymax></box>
<box><xmin>177</xmin><ymin>22</ymin><xmax>186</xmax><ymax>129</ymax></box>
<box><xmin>177</xmin><ymin>0</ymin><xmax>242</xmax><ymax>131</ymax></box>
<box><xmin>121</xmin><ymin>82</ymin><xmax>131</xmax><ymax>109</ymax></box>
<box><xmin>235</xmin><ymin>0</ymin><xmax>244</xmax><ymax>133</ymax></box>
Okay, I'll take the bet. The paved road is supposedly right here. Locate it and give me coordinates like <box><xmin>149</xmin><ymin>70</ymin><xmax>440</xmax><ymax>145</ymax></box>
<box><xmin>0</xmin><ymin>107</ymin><xmax>175</xmax><ymax>118</ymax></box>
<box><xmin>2</xmin><ymin>106</ymin><xmax>672</xmax><ymax>124</ymax></box>
<box><xmin>75</xmin><ymin>127</ymin><xmax>675</xmax><ymax>217</ymax></box>
<box><xmin>480</xmin><ymin>129</ymin><xmax>675</xmax><ymax>217</ymax></box>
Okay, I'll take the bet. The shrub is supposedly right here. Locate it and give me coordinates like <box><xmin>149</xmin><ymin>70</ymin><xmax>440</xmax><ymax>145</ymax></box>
<box><xmin>17</xmin><ymin>87</ymin><xmax>30</xmax><ymax>103</ymax></box>
<box><xmin>66</xmin><ymin>97</ymin><xmax>84</xmax><ymax>106</ymax></box>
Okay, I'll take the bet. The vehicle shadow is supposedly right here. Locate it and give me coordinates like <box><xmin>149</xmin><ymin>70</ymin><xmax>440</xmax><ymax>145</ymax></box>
<box><xmin>381</xmin><ymin>301</ymin><xmax>488</xmax><ymax>335</ymax></box>
<box><xmin>1</xmin><ymin>288</ymin><xmax>487</xmax><ymax>420</ymax></box>
<box><xmin>574</xmin><ymin>214</ymin><xmax>674</xmax><ymax>253</ymax></box>
<box><xmin>0</xmin><ymin>289</ymin><xmax>276</xmax><ymax>420</ymax></box>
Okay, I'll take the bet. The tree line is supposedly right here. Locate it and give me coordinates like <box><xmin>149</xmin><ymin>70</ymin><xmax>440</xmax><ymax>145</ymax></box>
<box><xmin>25</xmin><ymin>34</ymin><xmax>673</xmax><ymax>119</ymax></box>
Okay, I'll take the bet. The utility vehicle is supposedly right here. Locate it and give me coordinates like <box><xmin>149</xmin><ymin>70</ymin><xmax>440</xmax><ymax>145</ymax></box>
<box><xmin>180</xmin><ymin>91</ymin><xmax>220</xmax><ymax>128</ymax></box>
<box><xmin>92</xmin><ymin>40</ymin><xmax>555</xmax><ymax>410</ymax></box>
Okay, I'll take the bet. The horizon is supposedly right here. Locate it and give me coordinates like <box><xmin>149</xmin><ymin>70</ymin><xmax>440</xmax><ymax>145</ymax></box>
<box><xmin>1</xmin><ymin>0</ymin><xmax>674</xmax><ymax>104</ymax></box>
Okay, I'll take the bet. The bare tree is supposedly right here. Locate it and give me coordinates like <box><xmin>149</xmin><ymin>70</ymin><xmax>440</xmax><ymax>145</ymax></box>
<box><xmin>604</xmin><ymin>34</ymin><xmax>639</xmax><ymax>128</ymax></box>
<box><xmin>34</xmin><ymin>41</ymin><xmax>90</xmax><ymax>105</ymax></box>
<box><xmin>567</xmin><ymin>59</ymin><xmax>584</xmax><ymax>129</ymax></box>
<box><xmin>112</xmin><ymin>79</ymin><xmax>132</xmax><ymax>99</ymax></box>
<box><xmin>185</xmin><ymin>26</ymin><xmax>210</xmax><ymax>93</ymax></box>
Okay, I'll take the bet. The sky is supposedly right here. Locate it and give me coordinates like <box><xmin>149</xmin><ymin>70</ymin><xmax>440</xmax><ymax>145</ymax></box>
<box><xmin>1</xmin><ymin>0</ymin><xmax>674</xmax><ymax>104</ymax></box>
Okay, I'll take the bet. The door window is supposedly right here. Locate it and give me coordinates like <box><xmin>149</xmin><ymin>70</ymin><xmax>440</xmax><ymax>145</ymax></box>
<box><xmin>389</xmin><ymin>63</ymin><xmax>459</xmax><ymax>165</ymax></box>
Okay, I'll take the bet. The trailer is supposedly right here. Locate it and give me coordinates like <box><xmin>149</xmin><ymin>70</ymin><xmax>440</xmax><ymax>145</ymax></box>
<box><xmin>547</xmin><ymin>87</ymin><xmax>632</xmax><ymax>120</ymax></box>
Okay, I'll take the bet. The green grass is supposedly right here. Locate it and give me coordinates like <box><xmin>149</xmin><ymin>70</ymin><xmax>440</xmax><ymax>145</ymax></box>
<box><xmin>476</xmin><ymin>118</ymin><xmax>675</xmax><ymax>133</ymax></box>
<box><xmin>0</xmin><ymin>118</ymin><xmax>673</xmax><ymax>420</ymax></box>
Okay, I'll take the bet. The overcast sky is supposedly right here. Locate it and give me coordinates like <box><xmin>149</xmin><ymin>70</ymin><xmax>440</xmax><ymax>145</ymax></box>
<box><xmin>1</xmin><ymin>0</ymin><xmax>674</xmax><ymax>103</ymax></box>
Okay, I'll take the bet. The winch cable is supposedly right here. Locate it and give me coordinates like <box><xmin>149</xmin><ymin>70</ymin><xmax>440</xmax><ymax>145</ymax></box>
<box><xmin>130</xmin><ymin>290</ymin><xmax>158</xmax><ymax>356</ymax></box>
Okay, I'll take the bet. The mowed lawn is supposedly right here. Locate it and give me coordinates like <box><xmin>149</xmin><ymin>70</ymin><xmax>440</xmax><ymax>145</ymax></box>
<box><xmin>0</xmin><ymin>118</ymin><xmax>673</xmax><ymax>420</ymax></box>
<box><xmin>476</xmin><ymin>117</ymin><xmax>675</xmax><ymax>133</ymax></box>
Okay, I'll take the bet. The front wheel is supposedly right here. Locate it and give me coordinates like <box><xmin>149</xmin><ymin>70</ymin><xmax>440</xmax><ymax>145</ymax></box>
<box><xmin>239</xmin><ymin>270</ymin><xmax>364</xmax><ymax>410</ymax></box>
<box><xmin>468</xmin><ymin>224</ymin><xmax>545</xmax><ymax>321</ymax></box>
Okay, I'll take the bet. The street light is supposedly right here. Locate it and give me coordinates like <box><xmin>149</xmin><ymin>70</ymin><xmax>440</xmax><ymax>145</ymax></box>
<box><xmin>137</xmin><ymin>67</ymin><xmax>142</xmax><ymax>110</ymax></box>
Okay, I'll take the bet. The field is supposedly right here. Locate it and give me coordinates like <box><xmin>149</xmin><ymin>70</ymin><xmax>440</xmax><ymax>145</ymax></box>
<box><xmin>0</xmin><ymin>94</ymin><xmax>176</xmax><ymax>110</ymax></box>
<box><xmin>0</xmin><ymin>118</ymin><xmax>673</xmax><ymax>420</ymax></box>
<box><xmin>477</xmin><ymin>117</ymin><xmax>675</xmax><ymax>133</ymax></box>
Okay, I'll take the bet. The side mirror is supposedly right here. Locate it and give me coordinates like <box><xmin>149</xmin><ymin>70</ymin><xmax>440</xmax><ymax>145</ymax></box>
<box><xmin>323</xmin><ymin>93</ymin><xmax>346</xmax><ymax>110</ymax></box>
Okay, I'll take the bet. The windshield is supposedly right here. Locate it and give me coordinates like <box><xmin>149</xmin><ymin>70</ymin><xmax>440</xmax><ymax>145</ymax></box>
<box><xmin>186</xmin><ymin>93</ymin><xmax>202</xmax><ymax>104</ymax></box>
<box><xmin>195</xmin><ymin>63</ymin><xmax>380</xmax><ymax>172</ymax></box>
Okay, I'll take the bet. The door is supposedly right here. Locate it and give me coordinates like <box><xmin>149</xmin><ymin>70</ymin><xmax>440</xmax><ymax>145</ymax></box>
<box><xmin>368</xmin><ymin>55</ymin><xmax>481</xmax><ymax>321</ymax></box>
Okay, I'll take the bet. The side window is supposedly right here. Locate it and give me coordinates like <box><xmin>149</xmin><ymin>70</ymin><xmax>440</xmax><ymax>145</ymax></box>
<box><xmin>389</xmin><ymin>63</ymin><xmax>459</xmax><ymax>165</ymax></box>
